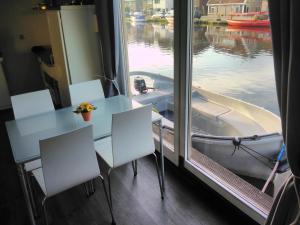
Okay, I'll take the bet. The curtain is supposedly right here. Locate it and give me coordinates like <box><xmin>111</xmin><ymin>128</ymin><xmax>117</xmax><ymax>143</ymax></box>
<box><xmin>266</xmin><ymin>0</ymin><xmax>300</xmax><ymax>224</ymax></box>
<box><xmin>95</xmin><ymin>0</ymin><xmax>128</xmax><ymax>97</ymax></box>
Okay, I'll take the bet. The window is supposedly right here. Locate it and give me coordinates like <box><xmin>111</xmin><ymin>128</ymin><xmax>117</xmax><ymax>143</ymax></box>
<box><xmin>155</xmin><ymin>0</ymin><xmax>160</xmax><ymax>4</ymax></box>
<box><xmin>184</xmin><ymin>0</ymin><xmax>291</xmax><ymax>224</ymax></box>
<box><xmin>240</xmin><ymin>5</ymin><xmax>243</xmax><ymax>13</ymax></box>
<box><xmin>118</xmin><ymin>1</ymin><xmax>290</xmax><ymax>224</ymax></box>
<box><xmin>122</xmin><ymin>0</ymin><xmax>177</xmax><ymax>164</ymax></box>
<box><xmin>209</xmin><ymin>6</ymin><xmax>216</xmax><ymax>14</ymax></box>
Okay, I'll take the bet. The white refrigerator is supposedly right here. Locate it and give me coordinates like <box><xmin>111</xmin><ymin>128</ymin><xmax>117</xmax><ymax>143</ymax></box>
<box><xmin>43</xmin><ymin>5</ymin><xmax>103</xmax><ymax>106</ymax></box>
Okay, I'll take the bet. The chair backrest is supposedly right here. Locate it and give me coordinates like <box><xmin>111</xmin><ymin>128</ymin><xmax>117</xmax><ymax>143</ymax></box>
<box><xmin>69</xmin><ymin>79</ymin><xmax>104</xmax><ymax>106</ymax></box>
<box><xmin>11</xmin><ymin>89</ymin><xmax>54</xmax><ymax>119</ymax></box>
<box><xmin>40</xmin><ymin>125</ymin><xmax>100</xmax><ymax>197</ymax></box>
<box><xmin>112</xmin><ymin>104</ymin><xmax>155</xmax><ymax>168</ymax></box>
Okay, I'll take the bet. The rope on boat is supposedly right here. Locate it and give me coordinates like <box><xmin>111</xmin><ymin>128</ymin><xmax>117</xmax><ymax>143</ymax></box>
<box><xmin>239</xmin><ymin>145</ymin><xmax>274</xmax><ymax>169</ymax></box>
<box><xmin>191</xmin><ymin>132</ymin><xmax>282</xmax><ymax>169</ymax></box>
<box><xmin>163</xmin><ymin>126</ymin><xmax>282</xmax><ymax>169</ymax></box>
<box><xmin>239</xmin><ymin>143</ymin><xmax>275</xmax><ymax>163</ymax></box>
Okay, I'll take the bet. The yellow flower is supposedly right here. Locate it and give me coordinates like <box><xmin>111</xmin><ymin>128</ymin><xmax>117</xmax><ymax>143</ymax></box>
<box><xmin>74</xmin><ymin>102</ymin><xmax>96</xmax><ymax>113</ymax></box>
<box><xmin>87</xmin><ymin>105</ymin><xmax>93</xmax><ymax>112</ymax></box>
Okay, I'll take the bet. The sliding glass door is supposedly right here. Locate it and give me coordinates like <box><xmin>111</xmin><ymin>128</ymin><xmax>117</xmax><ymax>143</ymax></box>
<box><xmin>119</xmin><ymin>1</ymin><xmax>290</xmax><ymax>224</ymax></box>
<box><xmin>184</xmin><ymin>0</ymin><xmax>290</xmax><ymax>224</ymax></box>
<box><xmin>122</xmin><ymin>0</ymin><xmax>178</xmax><ymax>164</ymax></box>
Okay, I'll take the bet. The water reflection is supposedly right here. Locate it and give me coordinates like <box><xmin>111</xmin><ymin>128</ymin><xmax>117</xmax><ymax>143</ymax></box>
<box><xmin>126</xmin><ymin>22</ymin><xmax>279</xmax><ymax>115</ymax></box>
<box><xmin>126</xmin><ymin>23</ymin><xmax>273</xmax><ymax>56</ymax></box>
<box><xmin>205</xmin><ymin>26</ymin><xmax>273</xmax><ymax>57</ymax></box>
<box><xmin>126</xmin><ymin>22</ymin><xmax>174</xmax><ymax>51</ymax></box>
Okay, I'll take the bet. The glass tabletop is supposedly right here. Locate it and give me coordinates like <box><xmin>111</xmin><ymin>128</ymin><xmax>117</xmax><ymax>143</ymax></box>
<box><xmin>5</xmin><ymin>95</ymin><xmax>162</xmax><ymax>164</ymax></box>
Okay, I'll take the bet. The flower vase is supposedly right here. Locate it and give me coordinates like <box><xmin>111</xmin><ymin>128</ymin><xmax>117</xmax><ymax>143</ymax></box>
<box><xmin>81</xmin><ymin>111</ymin><xmax>92</xmax><ymax>121</ymax></box>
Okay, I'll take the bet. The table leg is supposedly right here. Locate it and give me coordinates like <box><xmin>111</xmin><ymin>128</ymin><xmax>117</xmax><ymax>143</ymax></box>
<box><xmin>17</xmin><ymin>164</ymin><xmax>36</xmax><ymax>225</ymax></box>
<box><xmin>159</xmin><ymin>120</ymin><xmax>165</xmax><ymax>192</ymax></box>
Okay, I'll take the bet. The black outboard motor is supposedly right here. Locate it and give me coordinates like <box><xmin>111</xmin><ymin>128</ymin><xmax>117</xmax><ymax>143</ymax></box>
<box><xmin>134</xmin><ymin>76</ymin><xmax>148</xmax><ymax>94</ymax></box>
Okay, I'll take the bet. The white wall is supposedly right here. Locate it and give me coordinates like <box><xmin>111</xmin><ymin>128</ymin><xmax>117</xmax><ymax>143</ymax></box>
<box><xmin>0</xmin><ymin>0</ymin><xmax>50</xmax><ymax>95</ymax></box>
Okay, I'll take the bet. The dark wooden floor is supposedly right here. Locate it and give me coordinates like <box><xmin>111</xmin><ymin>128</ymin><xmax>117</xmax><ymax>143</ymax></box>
<box><xmin>0</xmin><ymin>109</ymin><xmax>258</xmax><ymax>225</ymax></box>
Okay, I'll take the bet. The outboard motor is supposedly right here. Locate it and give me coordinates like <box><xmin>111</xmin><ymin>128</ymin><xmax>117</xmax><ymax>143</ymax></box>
<box><xmin>134</xmin><ymin>76</ymin><xmax>148</xmax><ymax>94</ymax></box>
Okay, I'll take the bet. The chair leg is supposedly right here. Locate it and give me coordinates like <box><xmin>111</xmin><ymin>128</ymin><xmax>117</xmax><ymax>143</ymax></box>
<box><xmin>101</xmin><ymin>176</ymin><xmax>116</xmax><ymax>225</ymax></box>
<box><xmin>89</xmin><ymin>180</ymin><xmax>95</xmax><ymax>195</ymax></box>
<box><xmin>131</xmin><ymin>160</ymin><xmax>137</xmax><ymax>176</ymax></box>
<box><xmin>131</xmin><ymin>161</ymin><xmax>134</xmax><ymax>174</ymax></box>
<box><xmin>153</xmin><ymin>153</ymin><xmax>164</xmax><ymax>199</ymax></box>
<box><xmin>91</xmin><ymin>179</ymin><xmax>96</xmax><ymax>193</ymax></box>
<box><xmin>42</xmin><ymin>197</ymin><xmax>48</xmax><ymax>225</ymax></box>
<box><xmin>84</xmin><ymin>182</ymin><xmax>90</xmax><ymax>197</ymax></box>
<box><xmin>26</xmin><ymin>172</ymin><xmax>38</xmax><ymax>218</ymax></box>
<box><xmin>84</xmin><ymin>180</ymin><xmax>96</xmax><ymax>197</ymax></box>
<box><xmin>107</xmin><ymin>169</ymin><xmax>113</xmax><ymax>208</ymax></box>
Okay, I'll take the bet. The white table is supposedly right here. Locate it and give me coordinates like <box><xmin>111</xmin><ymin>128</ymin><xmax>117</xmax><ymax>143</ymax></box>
<box><xmin>5</xmin><ymin>95</ymin><xmax>164</xmax><ymax>225</ymax></box>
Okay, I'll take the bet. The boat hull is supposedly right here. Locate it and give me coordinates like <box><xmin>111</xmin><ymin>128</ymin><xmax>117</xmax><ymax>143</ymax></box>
<box><xmin>227</xmin><ymin>19</ymin><xmax>270</xmax><ymax>27</ymax></box>
<box><xmin>192</xmin><ymin>134</ymin><xmax>283</xmax><ymax>180</ymax></box>
<box><xmin>130</xmin><ymin>72</ymin><xmax>288</xmax><ymax>180</ymax></box>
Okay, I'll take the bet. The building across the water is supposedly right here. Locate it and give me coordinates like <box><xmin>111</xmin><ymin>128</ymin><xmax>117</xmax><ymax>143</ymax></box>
<box><xmin>124</xmin><ymin>0</ymin><xmax>173</xmax><ymax>15</ymax></box>
<box><xmin>207</xmin><ymin>0</ymin><xmax>263</xmax><ymax>17</ymax></box>
<box><xmin>261</xmin><ymin>0</ymin><xmax>269</xmax><ymax>12</ymax></box>
<box><xmin>152</xmin><ymin>0</ymin><xmax>173</xmax><ymax>12</ymax></box>
<box><xmin>194</xmin><ymin>0</ymin><xmax>209</xmax><ymax>16</ymax></box>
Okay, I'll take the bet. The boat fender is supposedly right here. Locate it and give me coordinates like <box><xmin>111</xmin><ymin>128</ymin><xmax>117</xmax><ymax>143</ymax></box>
<box><xmin>232</xmin><ymin>137</ymin><xmax>241</xmax><ymax>156</ymax></box>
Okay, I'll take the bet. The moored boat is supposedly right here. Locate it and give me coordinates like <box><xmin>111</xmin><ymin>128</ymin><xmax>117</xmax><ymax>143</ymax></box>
<box><xmin>130</xmin><ymin>71</ymin><xmax>289</xmax><ymax>180</ymax></box>
<box><xmin>227</xmin><ymin>11</ymin><xmax>270</xmax><ymax>27</ymax></box>
<box><xmin>227</xmin><ymin>19</ymin><xmax>270</xmax><ymax>27</ymax></box>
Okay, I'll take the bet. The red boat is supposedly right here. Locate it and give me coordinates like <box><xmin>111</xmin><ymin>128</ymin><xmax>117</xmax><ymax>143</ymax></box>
<box><xmin>226</xmin><ymin>19</ymin><xmax>270</xmax><ymax>27</ymax></box>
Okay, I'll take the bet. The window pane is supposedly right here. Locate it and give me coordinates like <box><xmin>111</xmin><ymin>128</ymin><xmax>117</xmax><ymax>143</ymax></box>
<box><xmin>123</xmin><ymin>0</ymin><xmax>175</xmax><ymax>154</ymax></box>
<box><xmin>188</xmin><ymin>0</ymin><xmax>290</xmax><ymax>219</ymax></box>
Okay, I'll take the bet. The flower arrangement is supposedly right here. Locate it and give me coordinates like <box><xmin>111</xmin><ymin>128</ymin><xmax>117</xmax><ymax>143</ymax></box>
<box><xmin>73</xmin><ymin>102</ymin><xmax>97</xmax><ymax>121</ymax></box>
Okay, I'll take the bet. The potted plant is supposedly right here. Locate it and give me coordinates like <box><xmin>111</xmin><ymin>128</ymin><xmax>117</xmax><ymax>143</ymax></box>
<box><xmin>73</xmin><ymin>102</ymin><xmax>97</xmax><ymax>121</ymax></box>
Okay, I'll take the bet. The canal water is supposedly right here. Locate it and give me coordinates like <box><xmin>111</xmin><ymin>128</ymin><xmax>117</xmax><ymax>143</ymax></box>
<box><xmin>126</xmin><ymin>22</ymin><xmax>280</xmax><ymax>115</ymax></box>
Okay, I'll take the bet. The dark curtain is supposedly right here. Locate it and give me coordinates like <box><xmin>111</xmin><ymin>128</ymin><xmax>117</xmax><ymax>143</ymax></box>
<box><xmin>95</xmin><ymin>0</ymin><xmax>119</xmax><ymax>97</ymax></box>
<box><xmin>266</xmin><ymin>0</ymin><xmax>300</xmax><ymax>224</ymax></box>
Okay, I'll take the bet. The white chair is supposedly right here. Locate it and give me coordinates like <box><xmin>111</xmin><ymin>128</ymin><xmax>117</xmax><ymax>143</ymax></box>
<box><xmin>31</xmin><ymin>125</ymin><xmax>115</xmax><ymax>225</ymax></box>
<box><xmin>11</xmin><ymin>90</ymin><xmax>55</xmax><ymax>216</ymax></box>
<box><xmin>11</xmin><ymin>89</ymin><xmax>55</xmax><ymax>172</ymax></box>
<box><xmin>69</xmin><ymin>79</ymin><xmax>104</xmax><ymax>106</ymax></box>
<box><xmin>11</xmin><ymin>89</ymin><xmax>55</xmax><ymax>120</ymax></box>
<box><xmin>94</xmin><ymin>105</ymin><xmax>163</xmax><ymax>212</ymax></box>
